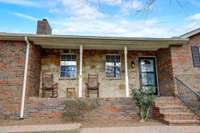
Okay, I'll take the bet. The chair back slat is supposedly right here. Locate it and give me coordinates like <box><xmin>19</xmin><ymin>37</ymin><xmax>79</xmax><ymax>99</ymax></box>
<box><xmin>42</xmin><ymin>73</ymin><xmax>53</xmax><ymax>88</ymax></box>
<box><xmin>88</xmin><ymin>74</ymin><xmax>98</xmax><ymax>88</ymax></box>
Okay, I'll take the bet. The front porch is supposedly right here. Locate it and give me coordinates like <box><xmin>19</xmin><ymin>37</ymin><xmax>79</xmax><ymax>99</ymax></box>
<box><xmin>8</xmin><ymin>35</ymin><xmax>186</xmax><ymax>121</ymax></box>
<box><xmin>25</xmin><ymin>36</ymin><xmax>186</xmax><ymax>99</ymax></box>
<box><xmin>39</xmin><ymin>49</ymin><xmax>159</xmax><ymax>98</ymax></box>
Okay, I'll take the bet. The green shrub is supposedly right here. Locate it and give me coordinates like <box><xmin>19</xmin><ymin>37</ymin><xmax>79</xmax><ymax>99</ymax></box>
<box><xmin>131</xmin><ymin>87</ymin><xmax>156</xmax><ymax>122</ymax></box>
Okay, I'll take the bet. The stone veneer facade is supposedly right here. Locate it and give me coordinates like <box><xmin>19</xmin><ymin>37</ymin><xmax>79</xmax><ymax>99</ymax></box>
<box><xmin>41</xmin><ymin>49</ymin><xmax>156</xmax><ymax>98</ymax></box>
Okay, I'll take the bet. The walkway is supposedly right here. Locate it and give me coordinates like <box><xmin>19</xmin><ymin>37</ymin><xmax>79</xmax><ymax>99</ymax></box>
<box><xmin>1</xmin><ymin>124</ymin><xmax>200</xmax><ymax>133</ymax></box>
<box><xmin>0</xmin><ymin>123</ymin><xmax>80</xmax><ymax>133</ymax></box>
<box><xmin>81</xmin><ymin>126</ymin><xmax>200</xmax><ymax>133</ymax></box>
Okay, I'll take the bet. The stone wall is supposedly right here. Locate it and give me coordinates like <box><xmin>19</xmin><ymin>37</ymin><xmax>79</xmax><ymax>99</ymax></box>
<box><xmin>41</xmin><ymin>49</ymin><xmax>79</xmax><ymax>97</ymax></box>
<box><xmin>83</xmin><ymin>50</ymin><xmax>126</xmax><ymax>97</ymax></box>
<box><xmin>156</xmin><ymin>48</ymin><xmax>175</xmax><ymax>96</ymax></box>
<box><xmin>41</xmin><ymin>49</ymin><xmax>156</xmax><ymax>98</ymax></box>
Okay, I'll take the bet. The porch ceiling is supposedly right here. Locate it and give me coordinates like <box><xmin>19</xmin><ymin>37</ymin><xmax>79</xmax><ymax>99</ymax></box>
<box><xmin>0</xmin><ymin>33</ymin><xmax>189</xmax><ymax>51</ymax></box>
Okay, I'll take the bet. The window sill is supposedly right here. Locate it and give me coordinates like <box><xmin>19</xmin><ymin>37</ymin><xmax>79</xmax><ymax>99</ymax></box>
<box><xmin>59</xmin><ymin>77</ymin><xmax>77</xmax><ymax>80</ymax></box>
<box><xmin>106</xmin><ymin>77</ymin><xmax>122</xmax><ymax>80</ymax></box>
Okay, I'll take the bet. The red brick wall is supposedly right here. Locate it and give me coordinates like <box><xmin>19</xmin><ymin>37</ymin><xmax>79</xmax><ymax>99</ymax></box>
<box><xmin>0</xmin><ymin>41</ymin><xmax>26</xmax><ymax>119</ymax></box>
<box><xmin>170</xmin><ymin>33</ymin><xmax>200</xmax><ymax>92</ymax></box>
<box><xmin>156</xmin><ymin>34</ymin><xmax>200</xmax><ymax>96</ymax></box>
<box><xmin>0</xmin><ymin>41</ymin><xmax>41</xmax><ymax>119</ymax></box>
<box><xmin>25</xmin><ymin>97</ymin><xmax>139</xmax><ymax>120</ymax></box>
<box><xmin>171</xmin><ymin>34</ymin><xmax>200</xmax><ymax>75</ymax></box>
<box><xmin>156</xmin><ymin>48</ymin><xmax>175</xmax><ymax>96</ymax></box>
<box><xmin>27</xmin><ymin>44</ymin><xmax>41</xmax><ymax>97</ymax></box>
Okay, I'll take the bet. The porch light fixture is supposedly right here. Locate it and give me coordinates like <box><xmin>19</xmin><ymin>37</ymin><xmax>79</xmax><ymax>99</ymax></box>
<box><xmin>131</xmin><ymin>61</ymin><xmax>135</xmax><ymax>68</ymax></box>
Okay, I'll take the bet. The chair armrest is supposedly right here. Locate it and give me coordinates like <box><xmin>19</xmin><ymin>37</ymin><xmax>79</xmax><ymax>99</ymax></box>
<box><xmin>52</xmin><ymin>83</ymin><xmax>58</xmax><ymax>88</ymax></box>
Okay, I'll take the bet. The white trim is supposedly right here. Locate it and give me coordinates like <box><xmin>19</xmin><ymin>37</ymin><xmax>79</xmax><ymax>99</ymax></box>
<box><xmin>137</xmin><ymin>56</ymin><xmax>160</xmax><ymax>96</ymax></box>
<box><xmin>59</xmin><ymin>53</ymin><xmax>77</xmax><ymax>79</ymax></box>
<box><xmin>79</xmin><ymin>45</ymin><xmax>83</xmax><ymax>97</ymax></box>
<box><xmin>105</xmin><ymin>54</ymin><xmax>122</xmax><ymax>80</ymax></box>
<box><xmin>180</xmin><ymin>28</ymin><xmax>200</xmax><ymax>38</ymax></box>
<box><xmin>20</xmin><ymin>36</ymin><xmax>30</xmax><ymax>119</ymax></box>
<box><xmin>124</xmin><ymin>46</ymin><xmax>129</xmax><ymax>97</ymax></box>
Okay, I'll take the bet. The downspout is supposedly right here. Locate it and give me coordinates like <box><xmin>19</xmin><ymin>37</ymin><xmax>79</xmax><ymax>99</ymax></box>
<box><xmin>20</xmin><ymin>36</ymin><xmax>30</xmax><ymax>119</ymax></box>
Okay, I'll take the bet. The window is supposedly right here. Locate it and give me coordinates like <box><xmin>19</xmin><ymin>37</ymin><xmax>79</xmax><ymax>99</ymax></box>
<box><xmin>191</xmin><ymin>46</ymin><xmax>200</xmax><ymax>67</ymax></box>
<box><xmin>105</xmin><ymin>55</ymin><xmax>121</xmax><ymax>78</ymax></box>
<box><xmin>60</xmin><ymin>54</ymin><xmax>77</xmax><ymax>79</ymax></box>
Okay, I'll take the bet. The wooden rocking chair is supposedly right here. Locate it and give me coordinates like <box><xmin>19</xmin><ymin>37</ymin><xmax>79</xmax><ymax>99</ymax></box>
<box><xmin>42</xmin><ymin>72</ymin><xmax>58</xmax><ymax>98</ymax></box>
<box><xmin>86</xmin><ymin>74</ymin><xmax>100</xmax><ymax>97</ymax></box>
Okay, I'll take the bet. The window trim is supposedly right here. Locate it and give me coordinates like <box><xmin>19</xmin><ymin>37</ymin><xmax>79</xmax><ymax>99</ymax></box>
<box><xmin>105</xmin><ymin>54</ymin><xmax>122</xmax><ymax>80</ymax></box>
<box><xmin>59</xmin><ymin>53</ymin><xmax>77</xmax><ymax>80</ymax></box>
<box><xmin>191</xmin><ymin>46</ymin><xmax>200</xmax><ymax>68</ymax></box>
<box><xmin>138</xmin><ymin>57</ymin><xmax>158</xmax><ymax>95</ymax></box>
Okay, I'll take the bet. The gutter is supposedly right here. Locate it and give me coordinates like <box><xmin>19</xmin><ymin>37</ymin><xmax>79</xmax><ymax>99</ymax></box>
<box><xmin>20</xmin><ymin>36</ymin><xmax>30</xmax><ymax>119</ymax></box>
<box><xmin>0</xmin><ymin>32</ymin><xmax>189</xmax><ymax>42</ymax></box>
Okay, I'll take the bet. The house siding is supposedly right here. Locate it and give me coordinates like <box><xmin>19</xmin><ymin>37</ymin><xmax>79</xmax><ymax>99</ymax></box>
<box><xmin>27</xmin><ymin>44</ymin><xmax>41</xmax><ymax>97</ymax></box>
<box><xmin>41</xmin><ymin>49</ymin><xmax>156</xmax><ymax>98</ymax></box>
<box><xmin>0</xmin><ymin>41</ymin><xmax>26</xmax><ymax>119</ymax></box>
<box><xmin>0</xmin><ymin>41</ymin><xmax>41</xmax><ymax>119</ymax></box>
<box><xmin>156</xmin><ymin>48</ymin><xmax>175</xmax><ymax>96</ymax></box>
<box><xmin>171</xmin><ymin>33</ymin><xmax>200</xmax><ymax>93</ymax></box>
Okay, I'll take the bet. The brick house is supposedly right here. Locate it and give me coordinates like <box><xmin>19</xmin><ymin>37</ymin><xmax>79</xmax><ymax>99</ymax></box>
<box><xmin>0</xmin><ymin>19</ymin><xmax>200</xmax><ymax>124</ymax></box>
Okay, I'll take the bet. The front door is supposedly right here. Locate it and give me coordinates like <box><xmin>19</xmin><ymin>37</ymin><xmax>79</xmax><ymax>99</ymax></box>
<box><xmin>139</xmin><ymin>57</ymin><xmax>158</xmax><ymax>95</ymax></box>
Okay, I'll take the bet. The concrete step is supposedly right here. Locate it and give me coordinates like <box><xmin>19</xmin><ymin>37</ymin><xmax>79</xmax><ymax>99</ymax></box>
<box><xmin>164</xmin><ymin>119</ymin><xmax>200</xmax><ymax>125</ymax></box>
<box><xmin>154</xmin><ymin>96</ymin><xmax>200</xmax><ymax>125</ymax></box>
<box><xmin>0</xmin><ymin>124</ymin><xmax>81</xmax><ymax>133</ymax></box>
<box><xmin>163</xmin><ymin>112</ymin><xmax>198</xmax><ymax>120</ymax></box>
<box><xmin>159</xmin><ymin>106</ymin><xmax>191</xmax><ymax>113</ymax></box>
<box><xmin>154</xmin><ymin>100</ymin><xmax>183</xmax><ymax>106</ymax></box>
<box><xmin>156</xmin><ymin>96</ymin><xmax>178</xmax><ymax>99</ymax></box>
<box><xmin>155</xmin><ymin>98</ymin><xmax>181</xmax><ymax>104</ymax></box>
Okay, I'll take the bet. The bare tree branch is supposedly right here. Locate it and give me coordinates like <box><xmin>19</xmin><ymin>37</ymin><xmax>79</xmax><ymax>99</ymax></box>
<box><xmin>144</xmin><ymin>0</ymin><xmax>156</xmax><ymax>10</ymax></box>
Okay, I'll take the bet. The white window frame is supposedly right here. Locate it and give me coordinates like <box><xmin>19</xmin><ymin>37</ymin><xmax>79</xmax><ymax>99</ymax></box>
<box><xmin>60</xmin><ymin>53</ymin><xmax>77</xmax><ymax>79</ymax></box>
<box><xmin>105</xmin><ymin>54</ymin><xmax>121</xmax><ymax>79</ymax></box>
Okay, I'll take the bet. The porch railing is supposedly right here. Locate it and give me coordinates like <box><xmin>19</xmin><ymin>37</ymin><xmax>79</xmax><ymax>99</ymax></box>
<box><xmin>175</xmin><ymin>77</ymin><xmax>200</xmax><ymax>119</ymax></box>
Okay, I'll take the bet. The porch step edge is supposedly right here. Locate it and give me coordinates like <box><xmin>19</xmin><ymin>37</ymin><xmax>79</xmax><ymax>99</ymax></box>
<box><xmin>0</xmin><ymin>123</ymin><xmax>81</xmax><ymax>133</ymax></box>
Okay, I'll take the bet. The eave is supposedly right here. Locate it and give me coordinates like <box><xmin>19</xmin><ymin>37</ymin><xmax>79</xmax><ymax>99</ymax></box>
<box><xmin>0</xmin><ymin>32</ymin><xmax>189</xmax><ymax>51</ymax></box>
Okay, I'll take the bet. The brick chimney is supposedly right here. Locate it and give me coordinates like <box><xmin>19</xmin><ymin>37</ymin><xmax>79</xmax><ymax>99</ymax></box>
<box><xmin>36</xmin><ymin>19</ymin><xmax>52</xmax><ymax>35</ymax></box>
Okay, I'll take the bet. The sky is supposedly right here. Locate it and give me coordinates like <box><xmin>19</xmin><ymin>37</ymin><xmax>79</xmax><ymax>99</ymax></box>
<box><xmin>0</xmin><ymin>0</ymin><xmax>200</xmax><ymax>38</ymax></box>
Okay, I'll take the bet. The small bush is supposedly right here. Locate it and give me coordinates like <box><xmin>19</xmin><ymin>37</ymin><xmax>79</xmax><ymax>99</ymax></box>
<box><xmin>62</xmin><ymin>99</ymin><xmax>99</xmax><ymax>121</ymax></box>
<box><xmin>131</xmin><ymin>87</ymin><xmax>156</xmax><ymax>122</ymax></box>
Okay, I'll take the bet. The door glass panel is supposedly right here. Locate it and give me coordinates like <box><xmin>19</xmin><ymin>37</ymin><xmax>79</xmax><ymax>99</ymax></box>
<box><xmin>141</xmin><ymin>73</ymin><xmax>155</xmax><ymax>86</ymax></box>
<box><xmin>140</xmin><ymin>59</ymin><xmax>154</xmax><ymax>72</ymax></box>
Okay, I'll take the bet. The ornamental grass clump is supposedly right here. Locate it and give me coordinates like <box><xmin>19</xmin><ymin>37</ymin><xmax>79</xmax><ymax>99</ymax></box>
<box><xmin>131</xmin><ymin>87</ymin><xmax>156</xmax><ymax>122</ymax></box>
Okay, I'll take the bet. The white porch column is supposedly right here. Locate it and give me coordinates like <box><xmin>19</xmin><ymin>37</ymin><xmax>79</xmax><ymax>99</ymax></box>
<box><xmin>124</xmin><ymin>46</ymin><xmax>129</xmax><ymax>97</ymax></box>
<box><xmin>20</xmin><ymin>36</ymin><xmax>30</xmax><ymax>119</ymax></box>
<box><xmin>79</xmin><ymin>45</ymin><xmax>83</xmax><ymax>97</ymax></box>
